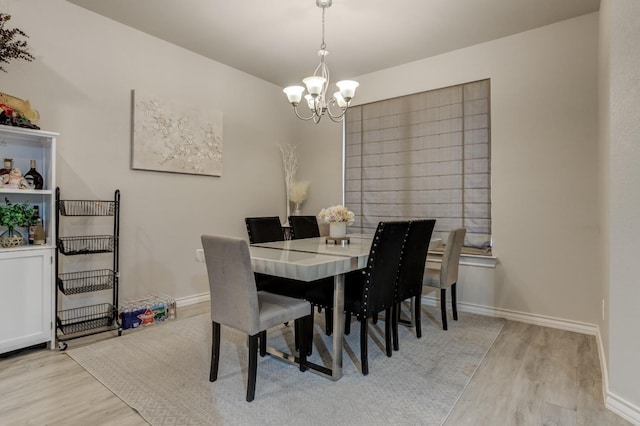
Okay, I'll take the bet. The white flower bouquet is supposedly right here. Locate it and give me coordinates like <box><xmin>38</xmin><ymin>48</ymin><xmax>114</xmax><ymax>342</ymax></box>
<box><xmin>317</xmin><ymin>205</ymin><xmax>355</xmax><ymax>225</ymax></box>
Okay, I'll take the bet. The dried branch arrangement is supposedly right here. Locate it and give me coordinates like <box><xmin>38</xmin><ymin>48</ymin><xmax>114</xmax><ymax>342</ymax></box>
<box><xmin>0</xmin><ymin>13</ymin><xmax>34</xmax><ymax>72</ymax></box>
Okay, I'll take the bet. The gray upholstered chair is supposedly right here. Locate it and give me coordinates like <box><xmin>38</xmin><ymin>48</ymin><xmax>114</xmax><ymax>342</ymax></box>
<box><xmin>422</xmin><ymin>228</ymin><xmax>466</xmax><ymax>330</ymax></box>
<box><xmin>201</xmin><ymin>234</ymin><xmax>311</xmax><ymax>402</ymax></box>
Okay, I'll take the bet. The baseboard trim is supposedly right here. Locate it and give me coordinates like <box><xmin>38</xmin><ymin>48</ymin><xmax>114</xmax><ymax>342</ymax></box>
<box><xmin>606</xmin><ymin>391</ymin><xmax>640</xmax><ymax>425</ymax></box>
<box><xmin>595</xmin><ymin>327</ymin><xmax>640</xmax><ymax>425</ymax></box>
<box><xmin>420</xmin><ymin>295</ymin><xmax>597</xmax><ymax>335</ymax></box>
<box><xmin>175</xmin><ymin>292</ymin><xmax>210</xmax><ymax>307</ymax></box>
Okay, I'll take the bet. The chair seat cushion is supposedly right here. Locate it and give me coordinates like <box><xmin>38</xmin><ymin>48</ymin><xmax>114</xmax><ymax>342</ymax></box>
<box><xmin>256</xmin><ymin>291</ymin><xmax>310</xmax><ymax>333</ymax></box>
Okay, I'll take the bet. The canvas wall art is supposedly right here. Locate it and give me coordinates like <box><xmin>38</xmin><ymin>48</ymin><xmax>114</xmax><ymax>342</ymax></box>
<box><xmin>131</xmin><ymin>90</ymin><xmax>223</xmax><ymax>176</ymax></box>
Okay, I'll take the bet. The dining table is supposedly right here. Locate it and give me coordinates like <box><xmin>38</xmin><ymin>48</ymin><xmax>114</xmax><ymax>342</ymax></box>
<box><xmin>197</xmin><ymin>233</ymin><xmax>442</xmax><ymax>380</ymax></box>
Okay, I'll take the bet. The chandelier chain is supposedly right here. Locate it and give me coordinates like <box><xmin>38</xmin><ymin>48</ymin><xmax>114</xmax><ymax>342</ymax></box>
<box><xmin>321</xmin><ymin>6</ymin><xmax>326</xmax><ymax>50</ymax></box>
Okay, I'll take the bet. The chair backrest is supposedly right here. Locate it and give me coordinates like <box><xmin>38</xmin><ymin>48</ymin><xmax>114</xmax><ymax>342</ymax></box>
<box><xmin>288</xmin><ymin>215</ymin><xmax>320</xmax><ymax>239</ymax></box>
<box><xmin>201</xmin><ymin>234</ymin><xmax>260</xmax><ymax>335</ymax></box>
<box><xmin>396</xmin><ymin>219</ymin><xmax>436</xmax><ymax>302</ymax></box>
<box><xmin>245</xmin><ymin>216</ymin><xmax>284</xmax><ymax>244</ymax></box>
<box><xmin>440</xmin><ymin>228</ymin><xmax>467</xmax><ymax>287</ymax></box>
<box><xmin>360</xmin><ymin>221</ymin><xmax>411</xmax><ymax>317</ymax></box>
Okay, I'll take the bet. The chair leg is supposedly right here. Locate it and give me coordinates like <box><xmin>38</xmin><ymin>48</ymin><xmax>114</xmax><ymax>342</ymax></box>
<box><xmin>452</xmin><ymin>283</ymin><xmax>458</xmax><ymax>321</ymax></box>
<box><xmin>360</xmin><ymin>318</ymin><xmax>369</xmax><ymax>375</ymax></box>
<box><xmin>385</xmin><ymin>308</ymin><xmax>392</xmax><ymax>357</ymax></box>
<box><xmin>440</xmin><ymin>288</ymin><xmax>448</xmax><ymax>330</ymax></box>
<box><xmin>210</xmin><ymin>321</ymin><xmax>221</xmax><ymax>382</ymax></box>
<box><xmin>306</xmin><ymin>306</ymin><xmax>314</xmax><ymax>356</ymax></box>
<box><xmin>345</xmin><ymin>313</ymin><xmax>351</xmax><ymax>335</ymax></box>
<box><xmin>259</xmin><ymin>330</ymin><xmax>267</xmax><ymax>357</ymax></box>
<box><xmin>325</xmin><ymin>308</ymin><xmax>333</xmax><ymax>336</ymax></box>
<box><xmin>295</xmin><ymin>317</ymin><xmax>308</xmax><ymax>372</ymax></box>
<box><xmin>247</xmin><ymin>334</ymin><xmax>259</xmax><ymax>402</ymax></box>
<box><xmin>392</xmin><ymin>303</ymin><xmax>399</xmax><ymax>351</ymax></box>
<box><xmin>414</xmin><ymin>296</ymin><xmax>422</xmax><ymax>338</ymax></box>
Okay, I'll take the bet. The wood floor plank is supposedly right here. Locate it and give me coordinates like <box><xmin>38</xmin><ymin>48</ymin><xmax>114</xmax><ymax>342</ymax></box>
<box><xmin>445</xmin><ymin>322</ymin><xmax>630</xmax><ymax>426</ymax></box>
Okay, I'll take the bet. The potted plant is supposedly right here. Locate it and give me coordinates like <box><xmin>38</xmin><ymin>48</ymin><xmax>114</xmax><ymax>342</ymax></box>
<box><xmin>0</xmin><ymin>197</ymin><xmax>36</xmax><ymax>247</ymax></box>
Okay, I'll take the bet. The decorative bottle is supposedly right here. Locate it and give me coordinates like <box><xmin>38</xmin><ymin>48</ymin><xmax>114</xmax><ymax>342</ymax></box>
<box><xmin>23</xmin><ymin>159</ymin><xmax>44</xmax><ymax>189</ymax></box>
<box><xmin>0</xmin><ymin>158</ymin><xmax>13</xmax><ymax>177</ymax></box>
<box><xmin>28</xmin><ymin>206</ymin><xmax>39</xmax><ymax>244</ymax></box>
<box><xmin>33</xmin><ymin>218</ymin><xmax>45</xmax><ymax>245</ymax></box>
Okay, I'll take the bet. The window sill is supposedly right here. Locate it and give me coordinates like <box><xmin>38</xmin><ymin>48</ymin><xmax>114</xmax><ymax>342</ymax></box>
<box><xmin>427</xmin><ymin>251</ymin><xmax>497</xmax><ymax>268</ymax></box>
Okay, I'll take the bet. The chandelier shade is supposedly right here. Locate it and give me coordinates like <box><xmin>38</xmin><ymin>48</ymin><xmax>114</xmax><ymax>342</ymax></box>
<box><xmin>283</xmin><ymin>0</ymin><xmax>359</xmax><ymax>123</ymax></box>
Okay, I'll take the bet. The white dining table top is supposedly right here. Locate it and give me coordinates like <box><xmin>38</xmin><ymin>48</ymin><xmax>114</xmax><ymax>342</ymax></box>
<box><xmin>250</xmin><ymin>235</ymin><xmax>374</xmax><ymax>281</ymax></box>
<box><xmin>248</xmin><ymin>234</ymin><xmax>442</xmax><ymax>282</ymax></box>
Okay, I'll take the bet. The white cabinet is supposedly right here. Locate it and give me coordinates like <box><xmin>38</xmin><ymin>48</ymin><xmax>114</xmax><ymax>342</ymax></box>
<box><xmin>0</xmin><ymin>248</ymin><xmax>53</xmax><ymax>353</ymax></box>
<box><xmin>0</xmin><ymin>126</ymin><xmax>57</xmax><ymax>354</ymax></box>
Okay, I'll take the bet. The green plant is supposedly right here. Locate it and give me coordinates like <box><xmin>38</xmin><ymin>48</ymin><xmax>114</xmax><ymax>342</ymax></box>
<box><xmin>0</xmin><ymin>197</ymin><xmax>35</xmax><ymax>230</ymax></box>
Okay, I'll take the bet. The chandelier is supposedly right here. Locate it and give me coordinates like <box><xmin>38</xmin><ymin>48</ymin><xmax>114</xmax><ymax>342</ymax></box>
<box><xmin>283</xmin><ymin>0</ymin><xmax>359</xmax><ymax>123</ymax></box>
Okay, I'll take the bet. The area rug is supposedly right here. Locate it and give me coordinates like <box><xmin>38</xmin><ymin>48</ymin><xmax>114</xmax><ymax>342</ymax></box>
<box><xmin>67</xmin><ymin>306</ymin><xmax>504</xmax><ymax>426</ymax></box>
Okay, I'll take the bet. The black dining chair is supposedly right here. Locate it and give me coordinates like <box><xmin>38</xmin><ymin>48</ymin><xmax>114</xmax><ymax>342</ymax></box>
<box><xmin>288</xmin><ymin>215</ymin><xmax>321</xmax><ymax>239</ymax></box>
<box><xmin>288</xmin><ymin>214</ymin><xmax>336</xmax><ymax>335</ymax></box>
<box><xmin>244</xmin><ymin>215</ymin><xmax>317</xmax><ymax>354</ymax></box>
<box><xmin>244</xmin><ymin>216</ymin><xmax>287</xmax><ymax>292</ymax></box>
<box><xmin>304</xmin><ymin>220</ymin><xmax>410</xmax><ymax>375</ymax></box>
<box><xmin>392</xmin><ymin>219</ymin><xmax>436</xmax><ymax>351</ymax></box>
<box><xmin>201</xmin><ymin>234</ymin><xmax>310</xmax><ymax>402</ymax></box>
<box><xmin>245</xmin><ymin>216</ymin><xmax>285</xmax><ymax>244</ymax></box>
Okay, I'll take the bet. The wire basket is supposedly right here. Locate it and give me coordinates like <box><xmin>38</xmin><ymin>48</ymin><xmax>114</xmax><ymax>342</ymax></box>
<box><xmin>58</xmin><ymin>200</ymin><xmax>117</xmax><ymax>216</ymax></box>
<box><xmin>58</xmin><ymin>269</ymin><xmax>115</xmax><ymax>295</ymax></box>
<box><xmin>57</xmin><ymin>235</ymin><xmax>114</xmax><ymax>255</ymax></box>
<box><xmin>57</xmin><ymin>303</ymin><xmax>117</xmax><ymax>335</ymax></box>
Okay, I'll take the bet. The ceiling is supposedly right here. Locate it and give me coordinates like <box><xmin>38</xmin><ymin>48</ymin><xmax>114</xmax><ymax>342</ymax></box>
<box><xmin>67</xmin><ymin>0</ymin><xmax>600</xmax><ymax>88</ymax></box>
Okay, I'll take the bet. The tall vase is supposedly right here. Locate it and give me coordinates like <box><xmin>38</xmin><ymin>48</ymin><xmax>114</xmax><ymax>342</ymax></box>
<box><xmin>293</xmin><ymin>203</ymin><xmax>302</xmax><ymax>216</ymax></box>
<box><xmin>329</xmin><ymin>222</ymin><xmax>347</xmax><ymax>238</ymax></box>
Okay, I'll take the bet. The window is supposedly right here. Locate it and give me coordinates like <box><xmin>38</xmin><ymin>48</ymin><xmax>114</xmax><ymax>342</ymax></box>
<box><xmin>344</xmin><ymin>79</ymin><xmax>491</xmax><ymax>249</ymax></box>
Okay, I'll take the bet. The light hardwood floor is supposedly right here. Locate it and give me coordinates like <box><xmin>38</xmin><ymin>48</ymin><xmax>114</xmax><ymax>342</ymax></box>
<box><xmin>0</xmin><ymin>303</ymin><xmax>630</xmax><ymax>425</ymax></box>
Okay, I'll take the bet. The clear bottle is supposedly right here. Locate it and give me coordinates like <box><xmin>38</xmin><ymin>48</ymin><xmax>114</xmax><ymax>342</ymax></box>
<box><xmin>168</xmin><ymin>298</ymin><xmax>177</xmax><ymax>320</ymax></box>
<box><xmin>23</xmin><ymin>159</ymin><xmax>44</xmax><ymax>189</ymax></box>
<box><xmin>33</xmin><ymin>217</ymin><xmax>45</xmax><ymax>245</ymax></box>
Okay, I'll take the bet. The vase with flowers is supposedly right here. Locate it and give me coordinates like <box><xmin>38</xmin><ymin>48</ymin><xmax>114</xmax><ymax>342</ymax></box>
<box><xmin>317</xmin><ymin>205</ymin><xmax>355</xmax><ymax>238</ymax></box>
<box><xmin>0</xmin><ymin>197</ymin><xmax>36</xmax><ymax>247</ymax></box>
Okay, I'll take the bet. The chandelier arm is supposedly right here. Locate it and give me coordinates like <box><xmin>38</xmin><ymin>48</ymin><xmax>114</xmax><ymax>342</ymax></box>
<box><xmin>292</xmin><ymin>105</ymin><xmax>317</xmax><ymax>121</ymax></box>
<box><xmin>325</xmin><ymin>102</ymin><xmax>349</xmax><ymax>120</ymax></box>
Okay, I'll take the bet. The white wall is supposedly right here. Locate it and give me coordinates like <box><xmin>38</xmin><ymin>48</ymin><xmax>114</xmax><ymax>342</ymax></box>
<box><xmin>301</xmin><ymin>14</ymin><xmax>602</xmax><ymax>325</ymax></box>
<box><xmin>3</xmin><ymin>0</ymin><xmax>298</xmax><ymax>301</ymax></box>
<box><xmin>602</xmin><ymin>0</ymin><xmax>640</xmax><ymax>416</ymax></box>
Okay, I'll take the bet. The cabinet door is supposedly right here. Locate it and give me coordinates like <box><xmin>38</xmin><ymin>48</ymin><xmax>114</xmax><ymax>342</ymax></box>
<box><xmin>0</xmin><ymin>248</ymin><xmax>53</xmax><ymax>354</ymax></box>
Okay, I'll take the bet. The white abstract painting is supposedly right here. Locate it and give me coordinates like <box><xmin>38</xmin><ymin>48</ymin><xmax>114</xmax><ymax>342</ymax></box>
<box><xmin>132</xmin><ymin>90</ymin><xmax>223</xmax><ymax>176</ymax></box>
